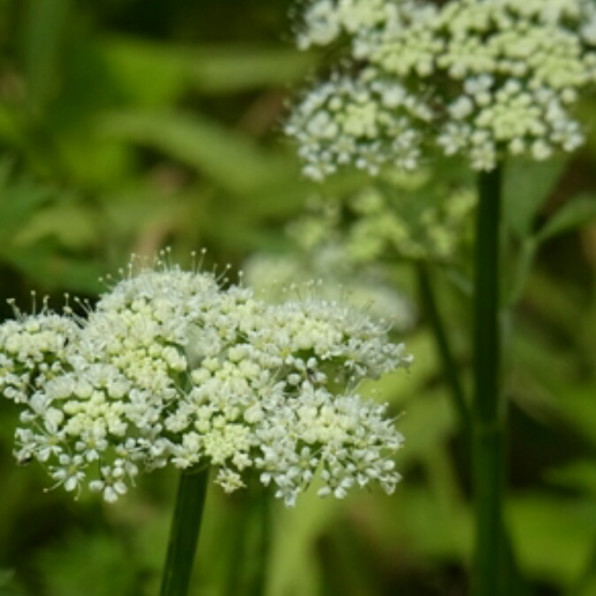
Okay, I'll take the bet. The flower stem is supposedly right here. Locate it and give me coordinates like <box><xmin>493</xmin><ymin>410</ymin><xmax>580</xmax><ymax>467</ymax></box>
<box><xmin>417</xmin><ymin>261</ymin><xmax>471</xmax><ymax>443</ymax></box>
<box><xmin>160</xmin><ymin>466</ymin><xmax>210</xmax><ymax>596</ymax></box>
<box><xmin>472</xmin><ymin>166</ymin><xmax>505</xmax><ymax>596</ymax></box>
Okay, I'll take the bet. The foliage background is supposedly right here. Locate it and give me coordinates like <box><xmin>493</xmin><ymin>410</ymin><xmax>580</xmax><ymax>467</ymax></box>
<box><xmin>1</xmin><ymin>1</ymin><xmax>596</xmax><ymax>595</ymax></box>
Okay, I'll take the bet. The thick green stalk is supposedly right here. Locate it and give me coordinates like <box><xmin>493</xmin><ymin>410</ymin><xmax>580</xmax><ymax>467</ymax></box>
<box><xmin>418</xmin><ymin>252</ymin><xmax>528</xmax><ymax>595</ymax></box>
<box><xmin>160</xmin><ymin>467</ymin><xmax>210</xmax><ymax>596</ymax></box>
<box><xmin>472</xmin><ymin>166</ymin><xmax>505</xmax><ymax>596</ymax></box>
<box><xmin>417</xmin><ymin>261</ymin><xmax>472</xmax><ymax>443</ymax></box>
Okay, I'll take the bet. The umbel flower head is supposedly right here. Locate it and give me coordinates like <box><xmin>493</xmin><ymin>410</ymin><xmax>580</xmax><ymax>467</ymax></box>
<box><xmin>285</xmin><ymin>170</ymin><xmax>476</xmax><ymax>264</ymax></box>
<box><xmin>244</xmin><ymin>248</ymin><xmax>416</xmax><ymax>330</ymax></box>
<box><xmin>0</xmin><ymin>254</ymin><xmax>412</xmax><ymax>507</ymax></box>
<box><xmin>286</xmin><ymin>0</ymin><xmax>596</xmax><ymax>179</ymax></box>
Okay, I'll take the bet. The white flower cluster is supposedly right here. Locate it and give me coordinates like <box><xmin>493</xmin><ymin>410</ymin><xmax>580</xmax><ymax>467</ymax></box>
<box><xmin>284</xmin><ymin>170</ymin><xmax>475</xmax><ymax>265</ymax></box>
<box><xmin>342</xmin><ymin>184</ymin><xmax>476</xmax><ymax>262</ymax></box>
<box><xmin>243</xmin><ymin>215</ymin><xmax>417</xmax><ymax>331</ymax></box>
<box><xmin>0</xmin><ymin>258</ymin><xmax>412</xmax><ymax>506</ymax></box>
<box><xmin>287</xmin><ymin>0</ymin><xmax>596</xmax><ymax>178</ymax></box>
<box><xmin>243</xmin><ymin>248</ymin><xmax>416</xmax><ymax>331</ymax></box>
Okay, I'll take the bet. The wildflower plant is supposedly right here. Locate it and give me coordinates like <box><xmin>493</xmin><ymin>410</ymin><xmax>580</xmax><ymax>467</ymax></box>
<box><xmin>0</xmin><ymin>252</ymin><xmax>412</xmax><ymax>594</ymax></box>
<box><xmin>287</xmin><ymin>0</ymin><xmax>596</xmax><ymax>179</ymax></box>
<box><xmin>285</xmin><ymin>1</ymin><xmax>596</xmax><ymax>595</ymax></box>
<box><xmin>0</xmin><ymin>256</ymin><xmax>411</xmax><ymax>506</ymax></box>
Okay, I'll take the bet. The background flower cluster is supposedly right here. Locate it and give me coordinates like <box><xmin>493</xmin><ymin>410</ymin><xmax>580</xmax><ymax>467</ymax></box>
<box><xmin>287</xmin><ymin>0</ymin><xmax>596</xmax><ymax>178</ymax></box>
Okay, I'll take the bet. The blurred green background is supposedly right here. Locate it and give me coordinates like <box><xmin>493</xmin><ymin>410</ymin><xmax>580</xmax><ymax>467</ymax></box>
<box><xmin>1</xmin><ymin>1</ymin><xmax>596</xmax><ymax>595</ymax></box>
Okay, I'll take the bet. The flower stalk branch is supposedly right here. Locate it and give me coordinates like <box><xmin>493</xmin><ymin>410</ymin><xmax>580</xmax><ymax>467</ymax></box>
<box><xmin>417</xmin><ymin>261</ymin><xmax>471</xmax><ymax>443</ymax></box>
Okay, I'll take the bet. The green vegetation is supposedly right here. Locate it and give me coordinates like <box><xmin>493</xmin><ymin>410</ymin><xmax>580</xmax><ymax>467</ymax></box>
<box><xmin>1</xmin><ymin>1</ymin><xmax>596</xmax><ymax>595</ymax></box>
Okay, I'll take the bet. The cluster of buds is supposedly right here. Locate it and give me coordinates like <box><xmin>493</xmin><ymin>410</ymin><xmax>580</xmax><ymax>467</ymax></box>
<box><xmin>0</xmin><ymin>255</ymin><xmax>411</xmax><ymax>506</ymax></box>
<box><xmin>286</xmin><ymin>0</ymin><xmax>596</xmax><ymax>178</ymax></box>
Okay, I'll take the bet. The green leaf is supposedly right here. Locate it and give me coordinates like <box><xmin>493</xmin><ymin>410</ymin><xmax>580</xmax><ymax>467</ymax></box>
<box><xmin>536</xmin><ymin>194</ymin><xmax>596</xmax><ymax>243</ymax></box>
<box><xmin>0</xmin><ymin>103</ymin><xmax>26</xmax><ymax>147</ymax></box>
<box><xmin>99</xmin><ymin>36</ymin><xmax>317</xmax><ymax>103</ymax></box>
<box><xmin>5</xmin><ymin>245</ymin><xmax>104</xmax><ymax>293</ymax></box>
<box><xmin>183</xmin><ymin>44</ymin><xmax>317</xmax><ymax>94</ymax></box>
<box><xmin>22</xmin><ymin>0</ymin><xmax>72</xmax><ymax>108</ymax></box>
<box><xmin>13</xmin><ymin>202</ymin><xmax>98</xmax><ymax>250</ymax></box>
<box><xmin>98</xmin><ymin>37</ymin><xmax>187</xmax><ymax>108</ymax></box>
<box><xmin>510</xmin><ymin>494</ymin><xmax>596</xmax><ymax>587</ymax></box>
<box><xmin>35</xmin><ymin>531</ymin><xmax>139</xmax><ymax>596</ymax></box>
<box><xmin>0</xmin><ymin>164</ymin><xmax>54</xmax><ymax>245</ymax></box>
<box><xmin>577</xmin><ymin>574</ymin><xmax>596</xmax><ymax>596</ymax></box>
<box><xmin>99</xmin><ymin>110</ymin><xmax>298</xmax><ymax>195</ymax></box>
<box><xmin>0</xmin><ymin>569</ymin><xmax>15</xmax><ymax>588</ymax></box>
<box><xmin>503</xmin><ymin>157</ymin><xmax>568</xmax><ymax>238</ymax></box>
<box><xmin>546</xmin><ymin>461</ymin><xmax>596</xmax><ymax>497</ymax></box>
<box><xmin>553</xmin><ymin>383</ymin><xmax>596</xmax><ymax>451</ymax></box>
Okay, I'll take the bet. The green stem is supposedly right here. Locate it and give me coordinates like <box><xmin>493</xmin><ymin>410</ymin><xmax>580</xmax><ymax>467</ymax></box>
<box><xmin>418</xmin><ymin>246</ymin><xmax>529</xmax><ymax>594</ymax></box>
<box><xmin>417</xmin><ymin>261</ymin><xmax>472</xmax><ymax>443</ymax></box>
<box><xmin>472</xmin><ymin>166</ymin><xmax>505</xmax><ymax>596</ymax></box>
<box><xmin>160</xmin><ymin>466</ymin><xmax>210</xmax><ymax>596</ymax></box>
